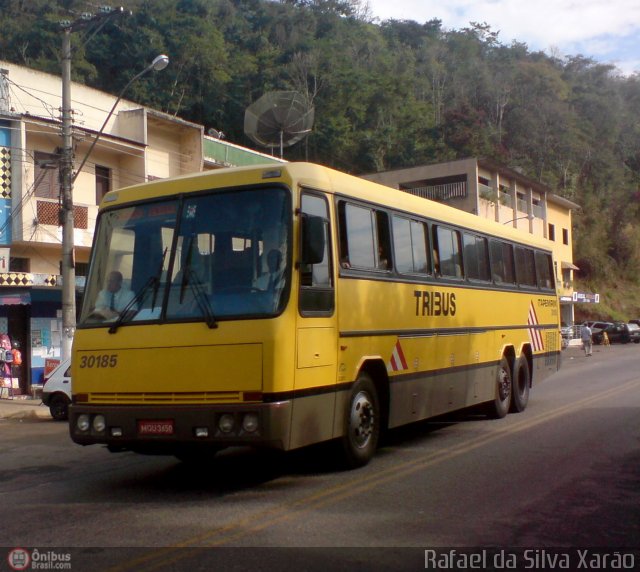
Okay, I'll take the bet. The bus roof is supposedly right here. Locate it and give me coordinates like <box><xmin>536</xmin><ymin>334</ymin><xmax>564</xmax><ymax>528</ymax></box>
<box><xmin>102</xmin><ymin>162</ymin><xmax>554</xmax><ymax>252</ymax></box>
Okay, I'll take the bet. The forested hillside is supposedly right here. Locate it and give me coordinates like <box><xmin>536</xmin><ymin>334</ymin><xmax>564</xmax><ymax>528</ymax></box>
<box><xmin>2</xmin><ymin>0</ymin><xmax>640</xmax><ymax>311</ymax></box>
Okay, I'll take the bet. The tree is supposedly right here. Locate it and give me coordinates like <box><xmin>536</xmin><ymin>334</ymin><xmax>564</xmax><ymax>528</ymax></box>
<box><xmin>4</xmin><ymin>0</ymin><xmax>640</xmax><ymax>287</ymax></box>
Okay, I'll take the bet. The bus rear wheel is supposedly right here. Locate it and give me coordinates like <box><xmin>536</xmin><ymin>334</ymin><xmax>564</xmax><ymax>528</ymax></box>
<box><xmin>341</xmin><ymin>372</ymin><xmax>380</xmax><ymax>469</ymax></box>
<box><xmin>510</xmin><ymin>356</ymin><xmax>530</xmax><ymax>413</ymax></box>
<box><xmin>486</xmin><ymin>356</ymin><xmax>512</xmax><ymax>419</ymax></box>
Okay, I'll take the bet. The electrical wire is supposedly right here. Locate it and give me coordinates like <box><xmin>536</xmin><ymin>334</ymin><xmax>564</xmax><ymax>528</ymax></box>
<box><xmin>5</xmin><ymin>78</ymin><xmax>59</xmax><ymax>121</ymax></box>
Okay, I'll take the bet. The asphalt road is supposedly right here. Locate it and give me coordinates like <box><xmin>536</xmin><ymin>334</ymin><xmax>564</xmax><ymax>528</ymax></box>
<box><xmin>1</xmin><ymin>343</ymin><xmax>639</xmax><ymax>571</ymax></box>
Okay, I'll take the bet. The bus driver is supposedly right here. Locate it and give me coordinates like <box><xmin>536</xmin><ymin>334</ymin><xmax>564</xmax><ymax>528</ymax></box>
<box><xmin>93</xmin><ymin>270</ymin><xmax>136</xmax><ymax>320</ymax></box>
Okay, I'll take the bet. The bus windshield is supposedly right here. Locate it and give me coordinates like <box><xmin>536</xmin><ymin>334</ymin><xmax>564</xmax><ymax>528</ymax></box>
<box><xmin>79</xmin><ymin>186</ymin><xmax>291</xmax><ymax>328</ymax></box>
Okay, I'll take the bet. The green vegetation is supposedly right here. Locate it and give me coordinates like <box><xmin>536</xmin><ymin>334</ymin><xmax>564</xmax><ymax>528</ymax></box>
<box><xmin>575</xmin><ymin>279</ymin><xmax>640</xmax><ymax>324</ymax></box>
<box><xmin>2</xmin><ymin>0</ymin><xmax>639</xmax><ymax>315</ymax></box>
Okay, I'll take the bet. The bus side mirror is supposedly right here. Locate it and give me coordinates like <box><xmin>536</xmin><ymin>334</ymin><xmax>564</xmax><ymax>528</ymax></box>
<box><xmin>301</xmin><ymin>215</ymin><xmax>325</xmax><ymax>265</ymax></box>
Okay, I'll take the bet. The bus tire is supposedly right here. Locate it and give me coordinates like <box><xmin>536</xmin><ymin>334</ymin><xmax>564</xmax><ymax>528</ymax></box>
<box><xmin>341</xmin><ymin>372</ymin><xmax>380</xmax><ymax>469</ymax></box>
<box><xmin>486</xmin><ymin>356</ymin><xmax>512</xmax><ymax>419</ymax></box>
<box><xmin>510</xmin><ymin>356</ymin><xmax>530</xmax><ymax>413</ymax></box>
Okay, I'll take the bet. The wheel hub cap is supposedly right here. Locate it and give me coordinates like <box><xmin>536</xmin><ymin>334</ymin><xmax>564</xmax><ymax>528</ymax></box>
<box><xmin>498</xmin><ymin>368</ymin><xmax>510</xmax><ymax>401</ymax></box>
<box><xmin>350</xmin><ymin>391</ymin><xmax>374</xmax><ymax>448</ymax></box>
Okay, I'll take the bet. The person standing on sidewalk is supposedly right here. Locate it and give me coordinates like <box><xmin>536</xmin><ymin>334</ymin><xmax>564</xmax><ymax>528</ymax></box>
<box><xmin>581</xmin><ymin>324</ymin><xmax>593</xmax><ymax>356</ymax></box>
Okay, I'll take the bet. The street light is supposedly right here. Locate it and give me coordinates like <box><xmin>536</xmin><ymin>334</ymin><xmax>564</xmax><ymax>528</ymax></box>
<box><xmin>502</xmin><ymin>215</ymin><xmax>534</xmax><ymax>225</ymax></box>
<box><xmin>59</xmin><ymin>49</ymin><xmax>169</xmax><ymax>361</ymax></box>
<box><xmin>72</xmin><ymin>55</ymin><xmax>169</xmax><ymax>183</ymax></box>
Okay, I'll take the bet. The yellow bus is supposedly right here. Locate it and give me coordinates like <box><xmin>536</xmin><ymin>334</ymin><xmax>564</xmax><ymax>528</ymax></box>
<box><xmin>69</xmin><ymin>162</ymin><xmax>561</xmax><ymax>467</ymax></box>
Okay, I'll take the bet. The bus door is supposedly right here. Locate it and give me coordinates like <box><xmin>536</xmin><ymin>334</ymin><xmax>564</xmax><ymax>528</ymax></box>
<box><xmin>290</xmin><ymin>192</ymin><xmax>337</xmax><ymax>450</ymax></box>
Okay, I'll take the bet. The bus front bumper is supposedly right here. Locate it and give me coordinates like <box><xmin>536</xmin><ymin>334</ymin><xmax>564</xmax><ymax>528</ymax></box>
<box><xmin>68</xmin><ymin>401</ymin><xmax>292</xmax><ymax>453</ymax></box>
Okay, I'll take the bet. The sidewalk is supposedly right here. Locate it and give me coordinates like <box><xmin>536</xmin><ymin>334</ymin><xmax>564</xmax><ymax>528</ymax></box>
<box><xmin>0</xmin><ymin>396</ymin><xmax>52</xmax><ymax>420</ymax></box>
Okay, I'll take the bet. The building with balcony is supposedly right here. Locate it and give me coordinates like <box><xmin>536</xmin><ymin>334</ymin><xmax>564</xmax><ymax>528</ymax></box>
<box><xmin>361</xmin><ymin>157</ymin><xmax>583</xmax><ymax>329</ymax></box>
<box><xmin>0</xmin><ymin>60</ymin><xmax>282</xmax><ymax>394</ymax></box>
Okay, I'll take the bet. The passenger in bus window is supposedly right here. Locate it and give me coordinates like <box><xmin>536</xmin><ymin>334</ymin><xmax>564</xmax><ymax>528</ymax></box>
<box><xmin>93</xmin><ymin>270</ymin><xmax>136</xmax><ymax>320</ymax></box>
<box><xmin>432</xmin><ymin>248</ymin><xmax>441</xmax><ymax>276</ymax></box>
<box><xmin>377</xmin><ymin>245</ymin><xmax>389</xmax><ymax>270</ymax></box>
<box><xmin>254</xmin><ymin>249</ymin><xmax>284</xmax><ymax>291</ymax></box>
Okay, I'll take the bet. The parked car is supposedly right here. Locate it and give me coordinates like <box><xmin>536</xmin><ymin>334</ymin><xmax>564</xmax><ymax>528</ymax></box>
<box><xmin>560</xmin><ymin>323</ymin><xmax>576</xmax><ymax>348</ymax></box>
<box><xmin>41</xmin><ymin>359</ymin><xmax>71</xmax><ymax>421</ymax></box>
<box><xmin>592</xmin><ymin>323</ymin><xmax>640</xmax><ymax>345</ymax></box>
<box><xmin>628</xmin><ymin>323</ymin><xmax>640</xmax><ymax>342</ymax></box>
<box><xmin>584</xmin><ymin>321</ymin><xmax>613</xmax><ymax>332</ymax></box>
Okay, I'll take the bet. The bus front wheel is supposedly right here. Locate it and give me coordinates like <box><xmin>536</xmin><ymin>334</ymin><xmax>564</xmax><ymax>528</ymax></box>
<box><xmin>341</xmin><ymin>372</ymin><xmax>380</xmax><ymax>469</ymax></box>
<box><xmin>510</xmin><ymin>356</ymin><xmax>530</xmax><ymax>413</ymax></box>
<box><xmin>486</xmin><ymin>356</ymin><xmax>512</xmax><ymax>419</ymax></box>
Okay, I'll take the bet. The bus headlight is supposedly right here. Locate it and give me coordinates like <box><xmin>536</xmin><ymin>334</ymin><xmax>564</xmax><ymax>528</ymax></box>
<box><xmin>242</xmin><ymin>413</ymin><xmax>259</xmax><ymax>433</ymax></box>
<box><xmin>218</xmin><ymin>414</ymin><xmax>235</xmax><ymax>433</ymax></box>
<box><xmin>92</xmin><ymin>415</ymin><xmax>106</xmax><ymax>433</ymax></box>
<box><xmin>77</xmin><ymin>414</ymin><xmax>90</xmax><ymax>432</ymax></box>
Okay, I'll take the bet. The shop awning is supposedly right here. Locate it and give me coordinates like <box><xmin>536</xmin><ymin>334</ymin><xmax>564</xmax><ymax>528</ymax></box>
<box><xmin>561</xmin><ymin>261</ymin><xmax>580</xmax><ymax>271</ymax></box>
<box><xmin>0</xmin><ymin>292</ymin><xmax>31</xmax><ymax>305</ymax></box>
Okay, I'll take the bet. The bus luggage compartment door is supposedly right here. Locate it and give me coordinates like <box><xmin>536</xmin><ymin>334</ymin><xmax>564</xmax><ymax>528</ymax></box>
<box><xmin>290</xmin><ymin>326</ymin><xmax>337</xmax><ymax>449</ymax></box>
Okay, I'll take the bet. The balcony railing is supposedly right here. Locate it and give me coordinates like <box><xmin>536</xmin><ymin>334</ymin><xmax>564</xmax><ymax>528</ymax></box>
<box><xmin>498</xmin><ymin>190</ymin><xmax>512</xmax><ymax>208</ymax></box>
<box><xmin>478</xmin><ymin>183</ymin><xmax>495</xmax><ymax>201</ymax></box>
<box><xmin>532</xmin><ymin>204</ymin><xmax>544</xmax><ymax>219</ymax></box>
<box><xmin>36</xmin><ymin>200</ymin><xmax>88</xmax><ymax>229</ymax></box>
<box><xmin>403</xmin><ymin>181</ymin><xmax>467</xmax><ymax>201</ymax></box>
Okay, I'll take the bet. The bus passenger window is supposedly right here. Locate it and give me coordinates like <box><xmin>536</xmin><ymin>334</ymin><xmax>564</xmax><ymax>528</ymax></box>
<box><xmin>338</xmin><ymin>201</ymin><xmax>392</xmax><ymax>272</ymax></box>
<box><xmin>463</xmin><ymin>232</ymin><xmax>490</xmax><ymax>281</ymax></box>
<box><xmin>490</xmin><ymin>240</ymin><xmax>516</xmax><ymax>284</ymax></box>
<box><xmin>535</xmin><ymin>251</ymin><xmax>554</xmax><ymax>289</ymax></box>
<box><xmin>515</xmin><ymin>246</ymin><xmax>537</xmax><ymax>287</ymax></box>
<box><xmin>375</xmin><ymin>211</ymin><xmax>391</xmax><ymax>270</ymax></box>
<box><xmin>344</xmin><ymin>203</ymin><xmax>376</xmax><ymax>268</ymax></box>
<box><xmin>435</xmin><ymin>226</ymin><xmax>462</xmax><ymax>278</ymax></box>
<box><xmin>392</xmin><ymin>216</ymin><xmax>430</xmax><ymax>274</ymax></box>
<box><xmin>337</xmin><ymin>202</ymin><xmax>351</xmax><ymax>268</ymax></box>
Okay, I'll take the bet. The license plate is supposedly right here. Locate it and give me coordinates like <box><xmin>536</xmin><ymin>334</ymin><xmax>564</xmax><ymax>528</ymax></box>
<box><xmin>138</xmin><ymin>420</ymin><xmax>174</xmax><ymax>436</ymax></box>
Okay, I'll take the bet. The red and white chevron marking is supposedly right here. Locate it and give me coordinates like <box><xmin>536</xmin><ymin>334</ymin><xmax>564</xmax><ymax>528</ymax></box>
<box><xmin>388</xmin><ymin>340</ymin><xmax>409</xmax><ymax>372</ymax></box>
<box><xmin>528</xmin><ymin>301</ymin><xmax>544</xmax><ymax>352</ymax></box>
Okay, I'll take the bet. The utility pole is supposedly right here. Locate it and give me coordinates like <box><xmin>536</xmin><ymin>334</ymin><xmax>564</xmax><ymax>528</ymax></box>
<box><xmin>60</xmin><ymin>27</ymin><xmax>75</xmax><ymax>361</ymax></box>
<box><xmin>58</xmin><ymin>7</ymin><xmax>127</xmax><ymax>361</ymax></box>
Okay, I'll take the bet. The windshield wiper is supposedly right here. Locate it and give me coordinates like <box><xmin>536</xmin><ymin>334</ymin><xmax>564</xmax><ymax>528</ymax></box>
<box><xmin>179</xmin><ymin>236</ymin><xmax>218</xmax><ymax>329</ymax></box>
<box><xmin>185</xmin><ymin>268</ymin><xmax>218</xmax><ymax>329</ymax></box>
<box><xmin>108</xmin><ymin>248</ymin><xmax>168</xmax><ymax>334</ymax></box>
<box><xmin>151</xmin><ymin>247</ymin><xmax>168</xmax><ymax>309</ymax></box>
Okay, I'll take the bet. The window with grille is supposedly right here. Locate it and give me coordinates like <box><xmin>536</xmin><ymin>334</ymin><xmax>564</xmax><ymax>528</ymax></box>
<box><xmin>34</xmin><ymin>151</ymin><xmax>60</xmax><ymax>199</ymax></box>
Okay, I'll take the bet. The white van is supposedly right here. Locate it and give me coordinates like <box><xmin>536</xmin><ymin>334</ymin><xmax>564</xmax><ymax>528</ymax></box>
<box><xmin>42</xmin><ymin>359</ymin><xmax>71</xmax><ymax>421</ymax></box>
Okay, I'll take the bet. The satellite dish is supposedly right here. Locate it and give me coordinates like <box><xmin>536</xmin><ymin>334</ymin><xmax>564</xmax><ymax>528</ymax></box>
<box><xmin>207</xmin><ymin>128</ymin><xmax>225</xmax><ymax>139</ymax></box>
<box><xmin>244</xmin><ymin>91</ymin><xmax>314</xmax><ymax>158</ymax></box>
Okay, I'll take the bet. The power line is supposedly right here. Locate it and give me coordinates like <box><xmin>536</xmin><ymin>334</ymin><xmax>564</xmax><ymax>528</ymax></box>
<box><xmin>5</xmin><ymin>77</ymin><xmax>59</xmax><ymax>121</ymax></box>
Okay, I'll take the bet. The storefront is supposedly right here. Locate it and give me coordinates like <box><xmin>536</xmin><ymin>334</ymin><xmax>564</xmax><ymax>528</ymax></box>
<box><xmin>0</xmin><ymin>276</ymin><xmax>81</xmax><ymax>396</ymax></box>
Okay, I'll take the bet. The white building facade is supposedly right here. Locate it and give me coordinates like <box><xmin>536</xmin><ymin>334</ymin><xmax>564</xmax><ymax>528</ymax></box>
<box><xmin>0</xmin><ymin>61</ymin><xmax>280</xmax><ymax>394</ymax></box>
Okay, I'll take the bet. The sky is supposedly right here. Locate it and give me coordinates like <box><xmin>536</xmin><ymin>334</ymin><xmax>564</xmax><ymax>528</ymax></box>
<box><xmin>365</xmin><ymin>0</ymin><xmax>640</xmax><ymax>76</ymax></box>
